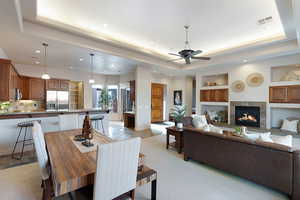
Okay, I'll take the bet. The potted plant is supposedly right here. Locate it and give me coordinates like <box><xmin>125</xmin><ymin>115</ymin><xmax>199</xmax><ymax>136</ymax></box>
<box><xmin>98</xmin><ymin>89</ymin><xmax>111</xmax><ymax>110</ymax></box>
<box><xmin>170</xmin><ymin>105</ymin><xmax>186</xmax><ymax>129</ymax></box>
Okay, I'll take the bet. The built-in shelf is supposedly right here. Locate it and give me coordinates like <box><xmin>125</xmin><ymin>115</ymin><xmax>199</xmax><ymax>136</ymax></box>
<box><xmin>201</xmin><ymin>73</ymin><xmax>228</xmax><ymax>87</ymax></box>
<box><xmin>200</xmin><ymin>102</ymin><xmax>229</xmax><ymax>106</ymax></box>
<box><xmin>269</xmin><ymin>103</ymin><xmax>300</xmax><ymax>109</ymax></box>
<box><xmin>270</xmin><ymin>81</ymin><xmax>300</xmax><ymax>86</ymax></box>
<box><xmin>200</xmin><ymin>85</ymin><xmax>228</xmax><ymax>90</ymax></box>
<box><xmin>271</xmin><ymin>64</ymin><xmax>300</xmax><ymax>82</ymax></box>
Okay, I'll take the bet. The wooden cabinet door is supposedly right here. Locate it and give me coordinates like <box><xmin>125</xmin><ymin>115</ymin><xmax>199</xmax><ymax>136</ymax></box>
<box><xmin>9</xmin><ymin>66</ymin><xmax>19</xmax><ymax>100</ymax></box>
<box><xmin>151</xmin><ymin>83</ymin><xmax>164</xmax><ymax>123</ymax></box>
<box><xmin>200</xmin><ymin>90</ymin><xmax>210</xmax><ymax>102</ymax></box>
<box><xmin>60</xmin><ymin>80</ymin><xmax>69</xmax><ymax>91</ymax></box>
<box><xmin>215</xmin><ymin>89</ymin><xmax>228</xmax><ymax>102</ymax></box>
<box><xmin>46</xmin><ymin>79</ymin><xmax>60</xmax><ymax>90</ymax></box>
<box><xmin>29</xmin><ymin>78</ymin><xmax>45</xmax><ymax>100</ymax></box>
<box><xmin>269</xmin><ymin>86</ymin><xmax>287</xmax><ymax>103</ymax></box>
<box><xmin>20</xmin><ymin>76</ymin><xmax>29</xmax><ymax>100</ymax></box>
<box><xmin>287</xmin><ymin>85</ymin><xmax>300</xmax><ymax>103</ymax></box>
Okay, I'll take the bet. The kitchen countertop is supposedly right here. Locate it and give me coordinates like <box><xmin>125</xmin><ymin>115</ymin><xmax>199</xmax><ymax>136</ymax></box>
<box><xmin>0</xmin><ymin>109</ymin><xmax>110</xmax><ymax>119</ymax></box>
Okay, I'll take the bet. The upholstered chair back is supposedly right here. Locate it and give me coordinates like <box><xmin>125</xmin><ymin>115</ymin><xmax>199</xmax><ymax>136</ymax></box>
<box><xmin>93</xmin><ymin>137</ymin><xmax>141</xmax><ymax>200</ymax></box>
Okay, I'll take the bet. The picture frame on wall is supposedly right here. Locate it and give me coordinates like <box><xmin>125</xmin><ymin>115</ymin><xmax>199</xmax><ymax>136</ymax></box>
<box><xmin>174</xmin><ymin>90</ymin><xmax>182</xmax><ymax>105</ymax></box>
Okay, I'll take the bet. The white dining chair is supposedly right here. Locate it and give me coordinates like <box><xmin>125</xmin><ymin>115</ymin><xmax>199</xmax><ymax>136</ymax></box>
<box><xmin>93</xmin><ymin>137</ymin><xmax>141</xmax><ymax>200</ymax></box>
<box><xmin>32</xmin><ymin>121</ymin><xmax>52</xmax><ymax>200</ymax></box>
<box><xmin>58</xmin><ymin>114</ymin><xmax>79</xmax><ymax>131</ymax></box>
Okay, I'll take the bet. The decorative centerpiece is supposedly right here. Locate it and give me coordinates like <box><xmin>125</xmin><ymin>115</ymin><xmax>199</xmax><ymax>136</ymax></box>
<box><xmin>81</xmin><ymin>113</ymin><xmax>94</xmax><ymax>147</ymax></box>
<box><xmin>170</xmin><ymin>105</ymin><xmax>186</xmax><ymax>129</ymax></box>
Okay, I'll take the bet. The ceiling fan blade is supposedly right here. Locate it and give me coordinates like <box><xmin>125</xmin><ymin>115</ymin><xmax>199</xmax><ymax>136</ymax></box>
<box><xmin>191</xmin><ymin>50</ymin><xmax>203</xmax><ymax>56</ymax></box>
<box><xmin>184</xmin><ymin>57</ymin><xmax>191</xmax><ymax>64</ymax></box>
<box><xmin>168</xmin><ymin>53</ymin><xmax>181</xmax><ymax>57</ymax></box>
<box><xmin>191</xmin><ymin>56</ymin><xmax>211</xmax><ymax>60</ymax></box>
<box><xmin>168</xmin><ymin>57</ymin><xmax>184</xmax><ymax>62</ymax></box>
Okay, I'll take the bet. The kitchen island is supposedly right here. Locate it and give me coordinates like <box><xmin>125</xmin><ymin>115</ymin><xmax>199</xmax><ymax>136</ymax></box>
<box><xmin>0</xmin><ymin>109</ymin><xmax>109</xmax><ymax>156</ymax></box>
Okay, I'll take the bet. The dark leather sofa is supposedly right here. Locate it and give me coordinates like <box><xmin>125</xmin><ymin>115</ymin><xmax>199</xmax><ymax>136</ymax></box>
<box><xmin>182</xmin><ymin>117</ymin><xmax>300</xmax><ymax>200</ymax></box>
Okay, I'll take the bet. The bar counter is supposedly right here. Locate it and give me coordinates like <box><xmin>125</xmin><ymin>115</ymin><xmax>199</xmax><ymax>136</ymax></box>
<box><xmin>0</xmin><ymin>109</ymin><xmax>109</xmax><ymax>119</ymax></box>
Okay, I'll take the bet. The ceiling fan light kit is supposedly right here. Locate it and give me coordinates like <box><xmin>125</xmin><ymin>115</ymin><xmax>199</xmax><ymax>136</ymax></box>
<box><xmin>169</xmin><ymin>26</ymin><xmax>211</xmax><ymax>64</ymax></box>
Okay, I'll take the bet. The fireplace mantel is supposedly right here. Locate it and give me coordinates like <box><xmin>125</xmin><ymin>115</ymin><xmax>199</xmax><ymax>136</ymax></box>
<box><xmin>230</xmin><ymin>101</ymin><xmax>267</xmax><ymax>128</ymax></box>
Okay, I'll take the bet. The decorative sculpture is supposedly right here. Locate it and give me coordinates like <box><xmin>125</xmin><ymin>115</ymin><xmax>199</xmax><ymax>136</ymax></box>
<box><xmin>81</xmin><ymin>113</ymin><xmax>94</xmax><ymax>147</ymax></box>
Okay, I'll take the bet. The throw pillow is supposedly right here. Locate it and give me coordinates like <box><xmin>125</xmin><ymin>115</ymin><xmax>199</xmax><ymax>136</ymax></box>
<box><xmin>208</xmin><ymin>124</ymin><xmax>223</xmax><ymax>134</ymax></box>
<box><xmin>281</xmin><ymin>119</ymin><xmax>299</xmax><ymax>133</ymax></box>
<box><xmin>192</xmin><ymin>115</ymin><xmax>208</xmax><ymax>128</ymax></box>
<box><xmin>257</xmin><ymin>134</ymin><xmax>273</xmax><ymax>143</ymax></box>
<box><xmin>271</xmin><ymin>135</ymin><xmax>293</xmax><ymax>147</ymax></box>
<box><xmin>244</xmin><ymin>132</ymin><xmax>271</xmax><ymax>141</ymax></box>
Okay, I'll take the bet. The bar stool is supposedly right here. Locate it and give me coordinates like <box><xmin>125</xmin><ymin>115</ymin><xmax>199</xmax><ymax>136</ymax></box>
<box><xmin>11</xmin><ymin>120</ymin><xmax>41</xmax><ymax>160</ymax></box>
<box><xmin>91</xmin><ymin>115</ymin><xmax>105</xmax><ymax>134</ymax></box>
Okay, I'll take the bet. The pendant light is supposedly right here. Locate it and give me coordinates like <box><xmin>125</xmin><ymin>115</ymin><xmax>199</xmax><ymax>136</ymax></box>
<box><xmin>41</xmin><ymin>43</ymin><xmax>50</xmax><ymax>80</ymax></box>
<box><xmin>89</xmin><ymin>53</ymin><xmax>95</xmax><ymax>84</ymax></box>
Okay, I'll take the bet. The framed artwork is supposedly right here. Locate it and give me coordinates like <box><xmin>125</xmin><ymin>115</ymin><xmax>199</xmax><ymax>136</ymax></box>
<box><xmin>173</xmin><ymin>90</ymin><xmax>182</xmax><ymax>105</ymax></box>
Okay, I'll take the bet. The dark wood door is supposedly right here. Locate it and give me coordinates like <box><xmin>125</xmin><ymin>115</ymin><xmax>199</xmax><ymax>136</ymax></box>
<box><xmin>269</xmin><ymin>86</ymin><xmax>287</xmax><ymax>103</ymax></box>
<box><xmin>151</xmin><ymin>83</ymin><xmax>164</xmax><ymax>123</ymax></box>
<box><xmin>287</xmin><ymin>85</ymin><xmax>300</xmax><ymax>103</ymax></box>
<box><xmin>130</xmin><ymin>80</ymin><xmax>135</xmax><ymax>102</ymax></box>
<box><xmin>29</xmin><ymin>78</ymin><xmax>45</xmax><ymax>100</ymax></box>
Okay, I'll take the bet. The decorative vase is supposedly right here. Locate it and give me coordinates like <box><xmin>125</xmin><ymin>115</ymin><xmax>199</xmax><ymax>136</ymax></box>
<box><xmin>177</xmin><ymin>122</ymin><xmax>183</xmax><ymax>129</ymax></box>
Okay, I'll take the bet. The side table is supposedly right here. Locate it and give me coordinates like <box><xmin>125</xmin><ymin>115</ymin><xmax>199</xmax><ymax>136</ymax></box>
<box><xmin>166</xmin><ymin>126</ymin><xmax>184</xmax><ymax>154</ymax></box>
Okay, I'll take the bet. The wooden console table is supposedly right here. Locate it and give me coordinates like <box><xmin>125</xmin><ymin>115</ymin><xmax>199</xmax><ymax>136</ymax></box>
<box><xmin>166</xmin><ymin>126</ymin><xmax>184</xmax><ymax>154</ymax></box>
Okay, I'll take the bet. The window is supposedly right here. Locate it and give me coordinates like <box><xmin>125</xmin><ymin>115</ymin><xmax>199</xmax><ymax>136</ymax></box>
<box><xmin>92</xmin><ymin>85</ymin><xmax>103</xmax><ymax>108</ymax></box>
<box><xmin>107</xmin><ymin>85</ymin><xmax>118</xmax><ymax>113</ymax></box>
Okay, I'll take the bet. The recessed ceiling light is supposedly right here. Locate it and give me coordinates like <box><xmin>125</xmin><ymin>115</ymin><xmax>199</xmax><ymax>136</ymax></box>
<box><xmin>35</xmin><ymin>61</ymin><xmax>40</xmax><ymax>64</ymax></box>
<box><xmin>243</xmin><ymin>59</ymin><xmax>248</xmax><ymax>63</ymax></box>
<box><xmin>79</xmin><ymin>58</ymin><xmax>84</xmax><ymax>61</ymax></box>
<box><xmin>69</xmin><ymin>66</ymin><xmax>73</xmax><ymax>69</ymax></box>
<box><xmin>35</xmin><ymin>50</ymin><xmax>41</xmax><ymax>54</ymax></box>
<box><xmin>103</xmin><ymin>24</ymin><xmax>108</xmax><ymax>28</ymax></box>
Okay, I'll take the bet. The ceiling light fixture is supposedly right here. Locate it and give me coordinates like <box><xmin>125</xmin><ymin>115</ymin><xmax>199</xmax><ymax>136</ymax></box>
<box><xmin>79</xmin><ymin>58</ymin><xmax>84</xmax><ymax>61</ymax></box>
<box><xmin>41</xmin><ymin>43</ymin><xmax>50</xmax><ymax>80</ymax></box>
<box><xmin>103</xmin><ymin>24</ymin><xmax>108</xmax><ymax>28</ymax></box>
<box><xmin>243</xmin><ymin>59</ymin><xmax>248</xmax><ymax>63</ymax></box>
<box><xmin>89</xmin><ymin>53</ymin><xmax>95</xmax><ymax>84</ymax></box>
<box><xmin>35</xmin><ymin>61</ymin><xmax>40</xmax><ymax>64</ymax></box>
<box><xmin>35</xmin><ymin>50</ymin><xmax>41</xmax><ymax>54</ymax></box>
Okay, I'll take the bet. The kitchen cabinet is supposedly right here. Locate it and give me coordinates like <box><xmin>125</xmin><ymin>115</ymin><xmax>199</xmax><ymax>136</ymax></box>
<box><xmin>0</xmin><ymin>59</ymin><xmax>22</xmax><ymax>101</ymax></box>
<box><xmin>200</xmin><ymin>89</ymin><xmax>228</xmax><ymax>102</ymax></box>
<box><xmin>29</xmin><ymin>78</ymin><xmax>45</xmax><ymax>100</ymax></box>
<box><xmin>46</xmin><ymin>79</ymin><xmax>69</xmax><ymax>91</ymax></box>
<box><xmin>270</xmin><ymin>85</ymin><xmax>300</xmax><ymax>103</ymax></box>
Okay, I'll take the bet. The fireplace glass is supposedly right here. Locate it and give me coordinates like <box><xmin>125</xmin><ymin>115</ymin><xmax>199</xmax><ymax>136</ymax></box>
<box><xmin>235</xmin><ymin>106</ymin><xmax>260</xmax><ymax>127</ymax></box>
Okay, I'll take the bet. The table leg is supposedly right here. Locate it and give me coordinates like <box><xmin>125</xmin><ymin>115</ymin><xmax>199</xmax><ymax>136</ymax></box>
<box><xmin>151</xmin><ymin>179</ymin><xmax>157</xmax><ymax>200</ymax></box>
<box><xmin>175</xmin><ymin>135</ymin><xmax>181</xmax><ymax>154</ymax></box>
<box><xmin>166</xmin><ymin>132</ymin><xmax>169</xmax><ymax>149</ymax></box>
<box><xmin>178</xmin><ymin>135</ymin><xmax>182</xmax><ymax>154</ymax></box>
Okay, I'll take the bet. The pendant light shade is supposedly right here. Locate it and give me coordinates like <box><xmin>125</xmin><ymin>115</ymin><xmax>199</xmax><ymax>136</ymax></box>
<box><xmin>89</xmin><ymin>53</ymin><xmax>95</xmax><ymax>84</ymax></box>
<box><xmin>41</xmin><ymin>43</ymin><xmax>50</xmax><ymax>80</ymax></box>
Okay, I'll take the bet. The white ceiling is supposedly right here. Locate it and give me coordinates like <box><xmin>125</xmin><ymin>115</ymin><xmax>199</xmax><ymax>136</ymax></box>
<box><xmin>35</xmin><ymin>0</ymin><xmax>292</xmax><ymax>60</ymax></box>
<box><xmin>0</xmin><ymin>0</ymin><xmax>140</xmax><ymax>75</ymax></box>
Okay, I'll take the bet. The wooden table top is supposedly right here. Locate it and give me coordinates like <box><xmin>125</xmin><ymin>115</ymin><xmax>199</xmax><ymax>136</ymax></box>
<box><xmin>45</xmin><ymin>129</ymin><xmax>147</xmax><ymax>196</ymax></box>
<box><xmin>166</xmin><ymin>126</ymin><xmax>184</xmax><ymax>132</ymax></box>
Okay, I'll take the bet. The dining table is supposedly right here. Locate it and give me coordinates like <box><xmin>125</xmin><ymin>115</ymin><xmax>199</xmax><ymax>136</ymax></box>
<box><xmin>44</xmin><ymin>129</ymin><xmax>157</xmax><ymax>200</ymax></box>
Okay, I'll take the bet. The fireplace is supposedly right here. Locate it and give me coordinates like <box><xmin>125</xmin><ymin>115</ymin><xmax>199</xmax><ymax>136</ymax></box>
<box><xmin>235</xmin><ymin>106</ymin><xmax>260</xmax><ymax>127</ymax></box>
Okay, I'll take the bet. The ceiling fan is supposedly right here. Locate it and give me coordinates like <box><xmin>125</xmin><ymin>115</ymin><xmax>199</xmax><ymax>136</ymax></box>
<box><xmin>169</xmin><ymin>25</ymin><xmax>211</xmax><ymax>64</ymax></box>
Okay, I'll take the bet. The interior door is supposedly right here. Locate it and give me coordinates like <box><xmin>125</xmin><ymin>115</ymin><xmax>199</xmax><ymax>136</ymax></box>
<box><xmin>151</xmin><ymin>83</ymin><xmax>164</xmax><ymax>123</ymax></box>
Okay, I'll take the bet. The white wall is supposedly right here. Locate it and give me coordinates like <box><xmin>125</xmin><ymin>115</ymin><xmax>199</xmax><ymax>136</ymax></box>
<box><xmin>195</xmin><ymin>53</ymin><xmax>300</xmax><ymax>128</ymax></box>
<box><xmin>0</xmin><ymin>48</ymin><xmax>8</xmax><ymax>59</ymax></box>
<box><xmin>169</xmin><ymin>76</ymin><xmax>194</xmax><ymax>116</ymax></box>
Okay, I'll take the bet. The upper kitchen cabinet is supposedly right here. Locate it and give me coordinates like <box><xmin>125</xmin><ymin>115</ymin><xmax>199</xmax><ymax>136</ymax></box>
<box><xmin>0</xmin><ymin>59</ymin><xmax>21</xmax><ymax>101</ymax></box>
<box><xmin>46</xmin><ymin>79</ymin><xmax>69</xmax><ymax>91</ymax></box>
<box><xmin>29</xmin><ymin>78</ymin><xmax>45</xmax><ymax>100</ymax></box>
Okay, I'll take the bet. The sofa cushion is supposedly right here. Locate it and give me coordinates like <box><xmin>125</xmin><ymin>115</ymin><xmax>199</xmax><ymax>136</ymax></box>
<box><xmin>271</xmin><ymin>135</ymin><xmax>293</xmax><ymax>148</ymax></box>
<box><xmin>244</xmin><ymin>132</ymin><xmax>271</xmax><ymax>141</ymax></box>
